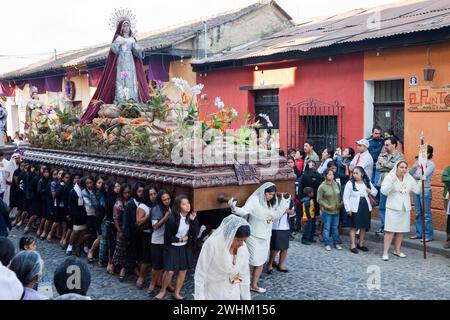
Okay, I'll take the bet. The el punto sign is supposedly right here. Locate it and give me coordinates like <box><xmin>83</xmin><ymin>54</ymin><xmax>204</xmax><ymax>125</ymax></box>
<box><xmin>408</xmin><ymin>85</ymin><xmax>450</xmax><ymax>112</ymax></box>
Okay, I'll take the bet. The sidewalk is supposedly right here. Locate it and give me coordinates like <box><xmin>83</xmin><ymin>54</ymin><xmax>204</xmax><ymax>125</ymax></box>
<box><xmin>348</xmin><ymin>219</ymin><xmax>450</xmax><ymax>259</ymax></box>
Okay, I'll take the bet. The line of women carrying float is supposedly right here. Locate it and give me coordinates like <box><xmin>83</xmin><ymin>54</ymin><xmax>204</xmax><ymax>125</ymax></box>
<box><xmin>10</xmin><ymin>158</ymin><xmax>422</xmax><ymax>300</ymax></box>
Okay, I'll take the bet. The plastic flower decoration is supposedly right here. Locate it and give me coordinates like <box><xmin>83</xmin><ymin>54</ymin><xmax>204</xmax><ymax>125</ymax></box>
<box><xmin>257</xmin><ymin>113</ymin><xmax>273</xmax><ymax>128</ymax></box>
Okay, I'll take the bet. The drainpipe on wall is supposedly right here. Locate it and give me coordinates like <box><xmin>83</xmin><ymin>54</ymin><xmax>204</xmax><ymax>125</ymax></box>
<box><xmin>203</xmin><ymin>21</ymin><xmax>207</xmax><ymax>59</ymax></box>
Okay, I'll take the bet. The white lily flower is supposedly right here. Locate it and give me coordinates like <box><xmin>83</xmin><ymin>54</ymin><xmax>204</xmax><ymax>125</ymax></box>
<box><xmin>231</xmin><ymin>108</ymin><xmax>238</xmax><ymax>117</ymax></box>
<box><xmin>191</xmin><ymin>84</ymin><xmax>204</xmax><ymax>95</ymax></box>
<box><xmin>214</xmin><ymin>97</ymin><xmax>225</xmax><ymax>110</ymax></box>
<box><xmin>172</xmin><ymin>77</ymin><xmax>190</xmax><ymax>92</ymax></box>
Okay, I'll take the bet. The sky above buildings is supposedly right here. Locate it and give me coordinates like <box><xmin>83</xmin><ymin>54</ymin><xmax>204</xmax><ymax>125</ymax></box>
<box><xmin>1</xmin><ymin>0</ymin><xmax>401</xmax><ymax>74</ymax></box>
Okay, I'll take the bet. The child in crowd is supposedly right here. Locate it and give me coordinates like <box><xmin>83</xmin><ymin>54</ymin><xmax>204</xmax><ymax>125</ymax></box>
<box><xmin>301</xmin><ymin>187</ymin><xmax>317</xmax><ymax>245</ymax></box>
<box><xmin>19</xmin><ymin>236</ymin><xmax>37</xmax><ymax>251</ymax></box>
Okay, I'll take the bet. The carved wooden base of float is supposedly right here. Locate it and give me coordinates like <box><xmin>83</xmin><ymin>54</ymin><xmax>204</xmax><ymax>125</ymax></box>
<box><xmin>24</xmin><ymin>147</ymin><xmax>296</xmax><ymax>212</ymax></box>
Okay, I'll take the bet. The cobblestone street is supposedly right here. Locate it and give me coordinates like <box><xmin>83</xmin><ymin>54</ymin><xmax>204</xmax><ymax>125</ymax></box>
<box><xmin>9</xmin><ymin>226</ymin><xmax>450</xmax><ymax>300</ymax></box>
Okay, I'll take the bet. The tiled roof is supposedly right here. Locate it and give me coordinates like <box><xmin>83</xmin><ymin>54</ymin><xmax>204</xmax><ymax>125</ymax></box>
<box><xmin>192</xmin><ymin>0</ymin><xmax>450</xmax><ymax>65</ymax></box>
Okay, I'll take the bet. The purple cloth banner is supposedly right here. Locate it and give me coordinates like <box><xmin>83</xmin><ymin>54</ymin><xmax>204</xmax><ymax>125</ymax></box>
<box><xmin>44</xmin><ymin>76</ymin><xmax>63</xmax><ymax>92</ymax></box>
<box><xmin>88</xmin><ymin>68</ymin><xmax>104</xmax><ymax>87</ymax></box>
<box><xmin>14</xmin><ymin>81</ymin><xmax>27</xmax><ymax>90</ymax></box>
<box><xmin>147</xmin><ymin>56</ymin><xmax>170</xmax><ymax>82</ymax></box>
<box><xmin>29</xmin><ymin>78</ymin><xmax>46</xmax><ymax>94</ymax></box>
<box><xmin>0</xmin><ymin>82</ymin><xmax>15</xmax><ymax>96</ymax></box>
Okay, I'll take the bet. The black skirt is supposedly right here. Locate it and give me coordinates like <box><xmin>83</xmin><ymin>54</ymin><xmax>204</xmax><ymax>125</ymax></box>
<box><xmin>64</xmin><ymin>208</ymin><xmax>73</xmax><ymax>229</ymax></box>
<box><xmin>9</xmin><ymin>187</ymin><xmax>20</xmax><ymax>208</ymax></box>
<box><xmin>18</xmin><ymin>195</ymin><xmax>26</xmax><ymax>212</ymax></box>
<box><xmin>163</xmin><ymin>244</ymin><xmax>194</xmax><ymax>272</ymax></box>
<box><xmin>151</xmin><ymin>243</ymin><xmax>164</xmax><ymax>270</ymax></box>
<box><xmin>270</xmin><ymin>230</ymin><xmax>290</xmax><ymax>251</ymax></box>
<box><xmin>86</xmin><ymin>216</ymin><xmax>97</xmax><ymax>236</ymax></box>
<box><xmin>43</xmin><ymin>202</ymin><xmax>54</xmax><ymax>221</ymax></box>
<box><xmin>54</xmin><ymin>206</ymin><xmax>65</xmax><ymax>223</ymax></box>
<box><xmin>349</xmin><ymin>197</ymin><xmax>371</xmax><ymax>229</ymax></box>
<box><xmin>141</xmin><ymin>232</ymin><xmax>152</xmax><ymax>264</ymax></box>
<box><xmin>31</xmin><ymin>198</ymin><xmax>41</xmax><ymax>217</ymax></box>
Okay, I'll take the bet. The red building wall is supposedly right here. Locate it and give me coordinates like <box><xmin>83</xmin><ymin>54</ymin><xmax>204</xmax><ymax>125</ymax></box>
<box><xmin>198</xmin><ymin>52</ymin><xmax>365</xmax><ymax>152</ymax></box>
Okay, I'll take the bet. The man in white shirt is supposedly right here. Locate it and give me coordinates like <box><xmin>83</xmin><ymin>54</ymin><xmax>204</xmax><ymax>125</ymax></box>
<box><xmin>349</xmin><ymin>139</ymin><xmax>374</xmax><ymax>180</ymax></box>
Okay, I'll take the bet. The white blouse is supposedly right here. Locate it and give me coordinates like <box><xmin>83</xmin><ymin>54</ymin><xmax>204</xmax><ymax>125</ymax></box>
<box><xmin>343</xmin><ymin>180</ymin><xmax>378</xmax><ymax>213</ymax></box>
<box><xmin>172</xmin><ymin>215</ymin><xmax>189</xmax><ymax>247</ymax></box>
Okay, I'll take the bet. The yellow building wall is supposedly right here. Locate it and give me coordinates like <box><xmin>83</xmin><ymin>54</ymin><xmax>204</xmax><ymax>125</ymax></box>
<box><xmin>162</xmin><ymin>58</ymin><xmax>197</xmax><ymax>101</ymax></box>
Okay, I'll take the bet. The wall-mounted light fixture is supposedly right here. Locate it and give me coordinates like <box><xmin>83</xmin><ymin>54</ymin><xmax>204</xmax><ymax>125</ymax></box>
<box><xmin>255</xmin><ymin>65</ymin><xmax>259</xmax><ymax>71</ymax></box>
<box><xmin>328</xmin><ymin>56</ymin><xmax>333</xmax><ymax>62</ymax></box>
<box><xmin>423</xmin><ymin>47</ymin><xmax>435</xmax><ymax>81</ymax></box>
<box><xmin>376</xmin><ymin>49</ymin><xmax>381</xmax><ymax>57</ymax></box>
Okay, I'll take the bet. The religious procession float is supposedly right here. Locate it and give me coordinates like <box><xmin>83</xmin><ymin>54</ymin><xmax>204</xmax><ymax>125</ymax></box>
<box><xmin>22</xmin><ymin>9</ymin><xmax>295</xmax><ymax>214</ymax></box>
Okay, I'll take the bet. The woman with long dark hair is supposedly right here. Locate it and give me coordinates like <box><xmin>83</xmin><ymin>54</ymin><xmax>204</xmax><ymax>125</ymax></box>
<box><xmin>105</xmin><ymin>181</ymin><xmax>121</xmax><ymax>274</ymax></box>
<box><xmin>155</xmin><ymin>195</ymin><xmax>199</xmax><ymax>300</ymax></box>
<box><xmin>60</xmin><ymin>172</ymin><xmax>75</xmax><ymax>249</ymax></box>
<box><xmin>122</xmin><ymin>182</ymin><xmax>144</xmax><ymax>280</ymax></box>
<box><xmin>66</xmin><ymin>175</ymin><xmax>88</xmax><ymax>256</ymax></box>
<box><xmin>79</xmin><ymin>176</ymin><xmax>98</xmax><ymax>260</ymax></box>
<box><xmin>23</xmin><ymin>164</ymin><xmax>41</xmax><ymax>234</ymax></box>
<box><xmin>46</xmin><ymin>169</ymin><xmax>66</xmax><ymax>242</ymax></box>
<box><xmin>96</xmin><ymin>177</ymin><xmax>109</xmax><ymax>267</ymax></box>
<box><xmin>148</xmin><ymin>189</ymin><xmax>172</xmax><ymax>294</ymax></box>
<box><xmin>343</xmin><ymin>166</ymin><xmax>377</xmax><ymax>253</ymax></box>
<box><xmin>85</xmin><ymin>176</ymin><xmax>106</xmax><ymax>264</ymax></box>
<box><xmin>135</xmin><ymin>184</ymin><xmax>158</xmax><ymax>288</ymax></box>
<box><xmin>37</xmin><ymin>167</ymin><xmax>53</xmax><ymax>240</ymax></box>
<box><xmin>112</xmin><ymin>183</ymin><xmax>132</xmax><ymax>280</ymax></box>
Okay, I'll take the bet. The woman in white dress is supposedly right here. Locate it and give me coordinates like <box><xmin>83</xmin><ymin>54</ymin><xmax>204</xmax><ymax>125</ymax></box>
<box><xmin>228</xmin><ymin>182</ymin><xmax>290</xmax><ymax>294</ymax></box>
<box><xmin>194</xmin><ymin>215</ymin><xmax>251</xmax><ymax>300</ymax></box>
<box><xmin>381</xmin><ymin>161</ymin><xmax>421</xmax><ymax>261</ymax></box>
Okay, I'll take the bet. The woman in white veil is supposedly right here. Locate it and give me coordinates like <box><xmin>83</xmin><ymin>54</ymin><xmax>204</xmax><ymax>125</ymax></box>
<box><xmin>381</xmin><ymin>160</ymin><xmax>421</xmax><ymax>261</ymax></box>
<box><xmin>194</xmin><ymin>215</ymin><xmax>251</xmax><ymax>300</ymax></box>
<box><xmin>228</xmin><ymin>182</ymin><xmax>290</xmax><ymax>294</ymax></box>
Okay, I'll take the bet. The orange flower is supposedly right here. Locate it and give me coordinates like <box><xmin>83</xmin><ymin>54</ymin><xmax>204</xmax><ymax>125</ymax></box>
<box><xmin>98</xmin><ymin>129</ymin><xmax>105</xmax><ymax>138</ymax></box>
<box><xmin>107</xmin><ymin>135</ymin><xmax>113</xmax><ymax>141</ymax></box>
<box><xmin>131</xmin><ymin>118</ymin><xmax>144</xmax><ymax>126</ymax></box>
<box><xmin>62</xmin><ymin>132</ymin><xmax>71</xmax><ymax>139</ymax></box>
<box><xmin>118</xmin><ymin>117</ymin><xmax>127</xmax><ymax>125</ymax></box>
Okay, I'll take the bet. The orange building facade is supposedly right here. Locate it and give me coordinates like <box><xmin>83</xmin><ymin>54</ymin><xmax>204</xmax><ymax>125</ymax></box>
<box><xmin>364</xmin><ymin>43</ymin><xmax>450</xmax><ymax>230</ymax></box>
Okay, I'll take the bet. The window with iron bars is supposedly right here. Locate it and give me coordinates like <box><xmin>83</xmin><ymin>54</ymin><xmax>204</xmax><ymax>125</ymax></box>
<box><xmin>287</xmin><ymin>99</ymin><xmax>343</xmax><ymax>153</ymax></box>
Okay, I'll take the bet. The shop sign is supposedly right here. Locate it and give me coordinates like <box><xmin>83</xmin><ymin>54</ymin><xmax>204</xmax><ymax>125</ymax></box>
<box><xmin>408</xmin><ymin>85</ymin><xmax>450</xmax><ymax>112</ymax></box>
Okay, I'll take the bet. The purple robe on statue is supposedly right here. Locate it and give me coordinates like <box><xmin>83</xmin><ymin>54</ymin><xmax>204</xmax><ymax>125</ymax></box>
<box><xmin>80</xmin><ymin>19</ymin><xmax>150</xmax><ymax>125</ymax></box>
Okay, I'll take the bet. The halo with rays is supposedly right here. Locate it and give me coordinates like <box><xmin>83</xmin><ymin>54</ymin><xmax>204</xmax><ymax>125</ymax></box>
<box><xmin>109</xmin><ymin>8</ymin><xmax>137</xmax><ymax>34</ymax></box>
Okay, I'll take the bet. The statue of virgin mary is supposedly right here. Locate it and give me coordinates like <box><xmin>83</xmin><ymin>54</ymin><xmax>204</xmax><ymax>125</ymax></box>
<box><xmin>80</xmin><ymin>9</ymin><xmax>150</xmax><ymax>124</ymax></box>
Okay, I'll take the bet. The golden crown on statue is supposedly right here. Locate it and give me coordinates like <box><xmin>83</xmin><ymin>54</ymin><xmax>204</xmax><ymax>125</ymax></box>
<box><xmin>109</xmin><ymin>8</ymin><xmax>137</xmax><ymax>34</ymax></box>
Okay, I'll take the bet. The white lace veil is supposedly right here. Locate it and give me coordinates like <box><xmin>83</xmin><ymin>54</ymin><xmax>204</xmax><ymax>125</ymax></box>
<box><xmin>206</xmin><ymin>214</ymin><xmax>250</xmax><ymax>254</ymax></box>
<box><xmin>195</xmin><ymin>215</ymin><xmax>250</xmax><ymax>284</ymax></box>
<box><xmin>249</xmin><ymin>181</ymin><xmax>280</xmax><ymax>209</ymax></box>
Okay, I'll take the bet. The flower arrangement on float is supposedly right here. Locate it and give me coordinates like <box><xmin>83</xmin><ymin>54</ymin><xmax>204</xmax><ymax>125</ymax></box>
<box><xmin>30</xmin><ymin>77</ymin><xmax>265</xmax><ymax>162</ymax></box>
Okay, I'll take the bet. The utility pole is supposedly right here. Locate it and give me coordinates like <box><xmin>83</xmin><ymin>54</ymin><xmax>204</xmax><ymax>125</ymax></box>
<box><xmin>54</xmin><ymin>49</ymin><xmax>57</xmax><ymax>61</ymax></box>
